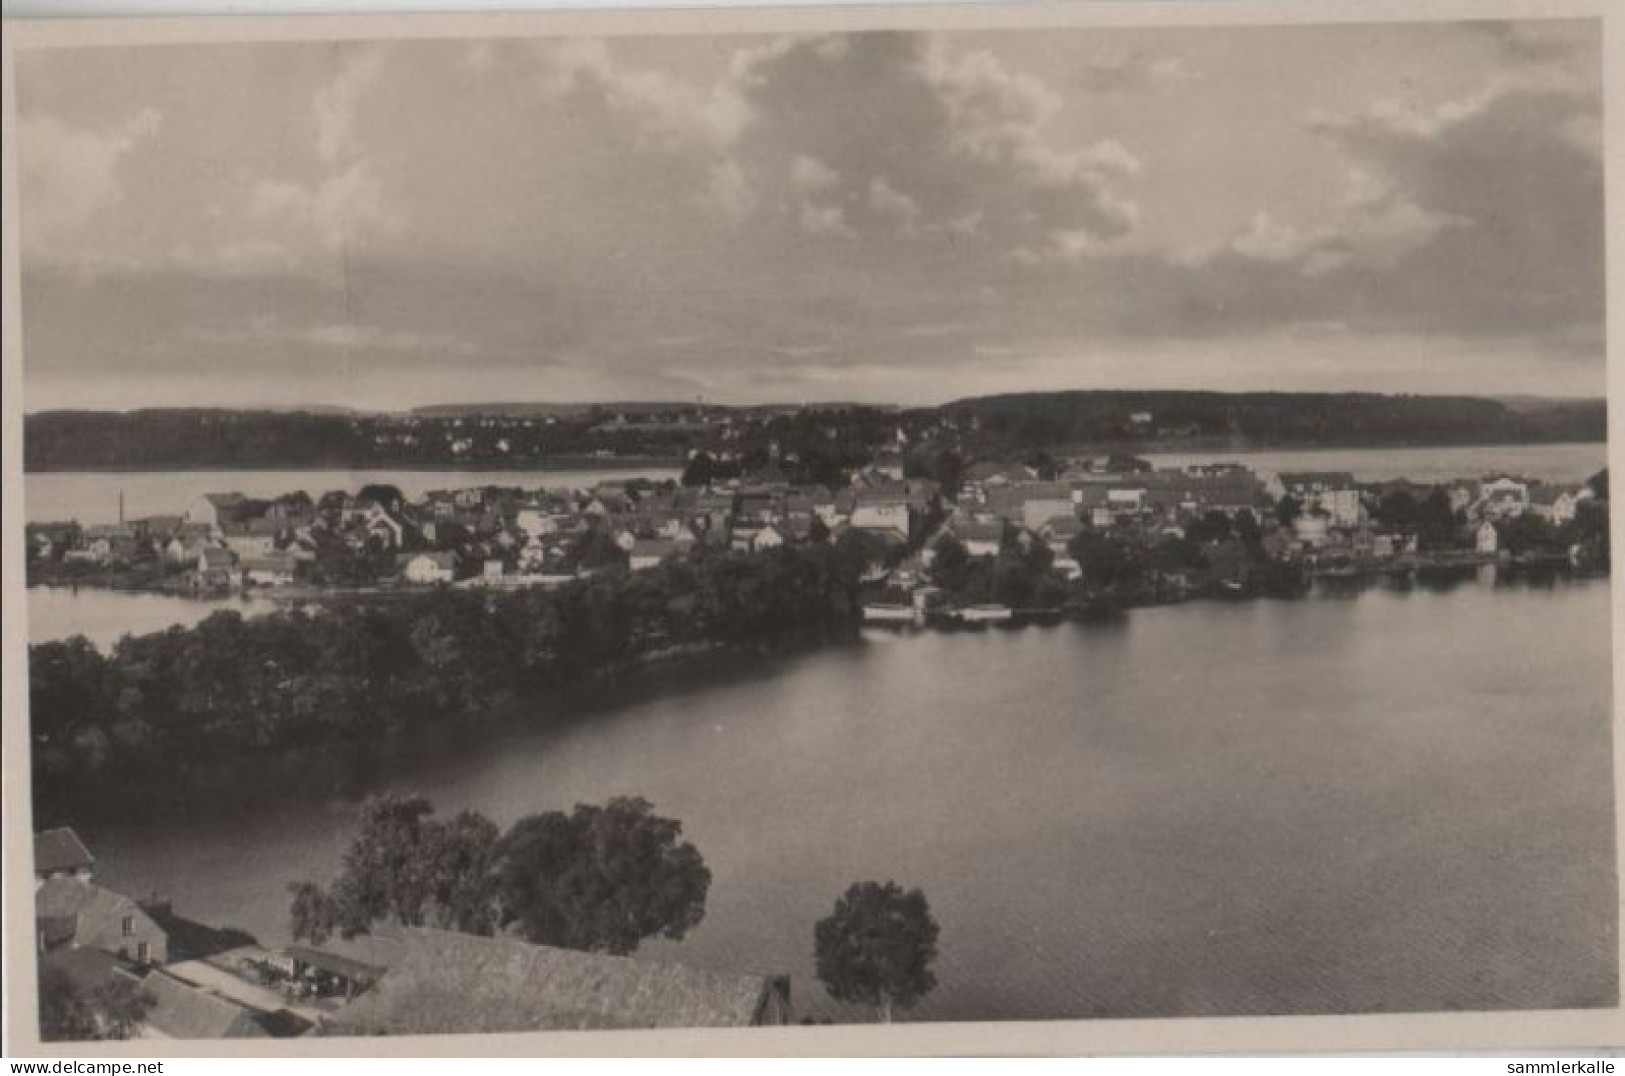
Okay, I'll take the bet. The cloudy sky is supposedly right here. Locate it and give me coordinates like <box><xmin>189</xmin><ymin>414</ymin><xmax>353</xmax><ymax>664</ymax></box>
<box><xmin>16</xmin><ymin>18</ymin><xmax>1604</xmax><ymax>411</ymax></box>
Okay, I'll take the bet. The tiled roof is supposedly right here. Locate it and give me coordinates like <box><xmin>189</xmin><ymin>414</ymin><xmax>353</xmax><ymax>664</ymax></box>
<box><xmin>331</xmin><ymin>927</ymin><xmax>786</xmax><ymax>1035</ymax></box>
<box><xmin>1279</xmin><ymin>471</ymin><xmax>1358</xmax><ymax>489</ymax></box>
<box><xmin>35</xmin><ymin>828</ymin><xmax>93</xmax><ymax>875</ymax></box>
<box><xmin>142</xmin><ymin>970</ymin><xmax>271</xmax><ymax>1040</ymax></box>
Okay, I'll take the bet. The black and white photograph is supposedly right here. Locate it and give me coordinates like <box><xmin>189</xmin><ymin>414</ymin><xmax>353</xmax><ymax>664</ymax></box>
<box><xmin>2</xmin><ymin>1</ymin><xmax>1617</xmax><ymax>1053</ymax></box>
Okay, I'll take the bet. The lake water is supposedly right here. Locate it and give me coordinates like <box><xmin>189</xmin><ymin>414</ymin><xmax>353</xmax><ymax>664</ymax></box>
<box><xmin>67</xmin><ymin>575</ymin><xmax>1617</xmax><ymax>1022</ymax></box>
<box><xmin>23</xmin><ymin>465</ymin><xmax>683</xmax><ymax>526</ymax></box>
<box><xmin>1137</xmin><ymin>442</ymin><xmax>1606</xmax><ymax>484</ymax></box>
<box><xmin>27</xmin><ymin>586</ymin><xmax>275</xmax><ymax>652</ymax></box>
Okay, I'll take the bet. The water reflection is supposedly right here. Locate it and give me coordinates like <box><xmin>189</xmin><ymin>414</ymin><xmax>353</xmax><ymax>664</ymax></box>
<box><xmin>64</xmin><ymin>574</ymin><xmax>1615</xmax><ymax>1022</ymax></box>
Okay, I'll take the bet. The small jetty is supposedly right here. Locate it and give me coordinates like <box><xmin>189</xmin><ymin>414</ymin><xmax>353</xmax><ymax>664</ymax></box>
<box><xmin>862</xmin><ymin>602</ymin><xmax>918</xmax><ymax>626</ymax></box>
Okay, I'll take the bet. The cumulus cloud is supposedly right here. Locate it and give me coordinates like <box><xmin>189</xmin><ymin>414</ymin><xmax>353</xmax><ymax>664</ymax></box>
<box><xmin>718</xmin><ymin>32</ymin><xmax>1141</xmax><ymax>266</ymax></box>
<box><xmin>19</xmin><ymin>108</ymin><xmax>161</xmax><ymax>254</ymax></box>
<box><xmin>12</xmin><ymin>21</ymin><xmax>1605</xmax><ymax>406</ymax></box>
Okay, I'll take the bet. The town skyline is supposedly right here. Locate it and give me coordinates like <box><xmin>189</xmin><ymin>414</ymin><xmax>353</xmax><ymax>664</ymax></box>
<box><xmin>16</xmin><ymin>18</ymin><xmax>1604</xmax><ymax>412</ymax></box>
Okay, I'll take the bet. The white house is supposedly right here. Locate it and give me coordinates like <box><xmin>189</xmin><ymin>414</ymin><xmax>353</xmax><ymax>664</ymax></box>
<box><xmin>399</xmin><ymin>551</ymin><xmax>457</xmax><ymax>584</ymax></box>
<box><xmin>183</xmin><ymin>492</ymin><xmax>247</xmax><ymax>535</ymax></box>
<box><xmin>242</xmin><ymin>551</ymin><xmax>298</xmax><ymax>586</ymax></box>
<box><xmin>1280</xmin><ymin>472</ymin><xmax>1363</xmax><ymax>528</ymax></box>
<box><xmin>752</xmin><ymin>524</ymin><xmax>786</xmax><ymax>552</ymax></box>
<box><xmin>850</xmin><ymin>500</ymin><xmax>911</xmax><ymax>542</ymax></box>
<box><xmin>629</xmin><ymin>538</ymin><xmax>682</xmax><ymax>572</ymax></box>
<box><xmin>1476</xmin><ymin>475</ymin><xmax>1530</xmax><ymax>519</ymax></box>
<box><xmin>1476</xmin><ymin>520</ymin><xmax>1500</xmax><ymax>554</ymax></box>
<box><xmin>1529</xmin><ymin>485</ymin><xmax>1584</xmax><ymax>525</ymax></box>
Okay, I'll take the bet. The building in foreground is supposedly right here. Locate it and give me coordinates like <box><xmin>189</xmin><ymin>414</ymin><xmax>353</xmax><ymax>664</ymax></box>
<box><xmin>327</xmin><ymin>926</ymin><xmax>791</xmax><ymax>1034</ymax></box>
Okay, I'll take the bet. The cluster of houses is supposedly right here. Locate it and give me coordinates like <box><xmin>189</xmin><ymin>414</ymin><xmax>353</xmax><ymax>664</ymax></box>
<box><xmin>33</xmin><ymin>828</ymin><xmax>791</xmax><ymax>1040</ymax></box>
<box><xmin>25</xmin><ymin>456</ymin><xmax>1599</xmax><ymax>596</ymax></box>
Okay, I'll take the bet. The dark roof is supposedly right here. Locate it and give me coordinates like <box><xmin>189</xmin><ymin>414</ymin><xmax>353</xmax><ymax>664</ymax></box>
<box><xmin>1279</xmin><ymin>471</ymin><xmax>1357</xmax><ymax>489</ymax></box>
<box><xmin>332</xmin><ymin>927</ymin><xmax>786</xmax><ymax>1034</ymax></box>
<box><xmin>221</xmin><ymin>516</ymin><xmax>281</xmax><ymax>538</ymax></box>
<box><xmin>949</xmin><ymin>519</ymin><xmax>1005</xmax><ymax>543</ymax></box>
<box><xmin>35</xmin><ymin>828</ymin><xmax>94</xmax><ymax>875</ymax></box>
<box><xmin>142</xmin><ymin>970</ymin><xmax>272</xmax><ymax>1040</ymax></box>
<box><xmin>144</xmin><ymin>906</ymin><xmax>257</xmax><ymax>963</ymax></box>
<box><xmin>1529</xmin><ymin>485</ymin><xmax>1580</xmax><ymax>505</ymax></box>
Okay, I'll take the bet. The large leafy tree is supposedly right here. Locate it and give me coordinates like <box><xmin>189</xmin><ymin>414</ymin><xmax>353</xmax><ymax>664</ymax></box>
<box><xmin>287</xmin><ymin>794</ymin><xmax>499</xmax><ymax>942</ymax></box>
<box><xmin>813</xmin><ymin>881</ymin><xmax>940</xmax><ymax>1023</ymax></box>
<box><xmin>289</xmin><ymin>795</ymin><xmax>708</xmax><ymax>956</ymax></box>
<box><xmin>493</xmin><ymin>796</ymin><xmax>711</xmax><ymax>955</ymax></box>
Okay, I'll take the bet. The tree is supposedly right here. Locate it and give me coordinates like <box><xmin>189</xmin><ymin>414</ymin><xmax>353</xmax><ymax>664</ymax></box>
<box><xmin>813</xmin><ymin>881</ymin><xmax>940</xmax><ymax>1023</ymax></box>
<box><xmin>493</xmin><ymin>796</ymin><xmax>710</xmax><ymax>955</ymax></box>
<box><xmin>358</xmin><ymin>484</ymin><xmax>406</xmax><ymax>512</ymax></box>
<box><xmin>287</xmin><ymin>880</ymin><xmax>338</xmax><ymax>945</ymax></box>
<box><xmin>37</xmin><ymin>963</ymin><xmax>152</xmax><ymax>1042</ymax></box>
<box><xmin>928</xmin><ymin>533</ymin><xmax>970</xmax><ymax>591</ymax></box>
<box><xmin>288</xmin><ymin>794</ymin><xmax>499</xmax><ymax>941</ymax></box>
<box><xmin>38</xmin><ymin>964</ymin><xmax>100</xmax><ymax>1042</ymax></box>
<box><xmin>568</xmin><ymin>525</ymin><xmax>628</xmax><ymax>573</ymax></box>
<box><xmin>1589</xmin><ymin>468</ymin><xmax>1609</xmax><ymax>502</ymax></box>
<box><xmin>681</xmin><ymin>452</ymin><xmax>716</xmax><ymax>488</ymax></box>
<box><xmin>1183</xmin><ymin>510</ymin><xmax>1234</xmax><ymax>545</ymax></box>
<box><xmin>1067</xmin><ymin>530</ymin><xmax>1148</xmax><ymax>594</ymax></box>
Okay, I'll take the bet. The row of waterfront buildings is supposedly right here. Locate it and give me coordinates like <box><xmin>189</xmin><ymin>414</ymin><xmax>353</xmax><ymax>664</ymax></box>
<box><xmin>25</xmin><ymin>456</ymin><xmax>1598</xmax><ymax>592</ymax></box>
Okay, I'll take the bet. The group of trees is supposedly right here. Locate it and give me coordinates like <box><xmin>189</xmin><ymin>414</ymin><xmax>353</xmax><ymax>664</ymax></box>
<box><xmin>29</xmin><ymin>543</ymin><xmax>866</xmax><ymax>811</ymax></box>
<box><xmin>288</xmin><ymin>792</ymin><xmax>943</xmax><ymax>1023</ymax></box>
<box><xmin>287</xmin><ymin>794</ymin><xmax>710</xmax><ymax>956</ymax></box>
<box><xmin>927</xmin><ymin>532</ymin><xmax>1068</xmax><ymax>610</ymax></box>
<box><xmin>946</xmin><ymin>391</ymin><xmax>1606</xmax><ymax>452</ymax></box>
<box><xmin>1366</xmin><ymin>489</ymin><xmax>1468</xmax><ymax>551</ymax></box>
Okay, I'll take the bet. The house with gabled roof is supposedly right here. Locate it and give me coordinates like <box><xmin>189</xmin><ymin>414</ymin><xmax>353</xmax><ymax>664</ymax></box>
<box><xmin>328</xmin><ymin>926</ymin><xmax>790</xmax><ymax>1034</ymax></box>
<box><xmin>219</xmin><ymin>515</ymin><xmax>281</xmax><ymax>559</ymax></box>
<box><xmin>184</xmin><ymin>493</ymin><xmax>248</xmax><ymax>534</ymax></box>
<box><xmin>1529</xmin><ymin>484</ymin><xmax>1585</xmax><ymax>525</ymax></box>
<box><xmin>35</xmin><ymin>876</ymin><xmax>168</xmax><ymax>966</ymax></box>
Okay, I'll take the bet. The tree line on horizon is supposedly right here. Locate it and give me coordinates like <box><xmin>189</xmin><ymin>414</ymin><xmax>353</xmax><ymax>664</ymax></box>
<box><xmin>24</xmin><ymin>391</ymin><xmax>1604</xmax><ymax>471</ymax></box>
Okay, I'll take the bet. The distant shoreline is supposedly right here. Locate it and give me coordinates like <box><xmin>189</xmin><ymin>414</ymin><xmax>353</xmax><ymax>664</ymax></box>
<box><xmin>1059</xmin><ymin>437</ymin><xmax>1608</xmax><ymax>457</ymax></box>
<box><xmin>21</xmin><ymin>456</ymin><xmax>686</xmax><ymax>476</ymax></box>
<box><xmin>19</xmin><ymin>440</ymin><xmax>1606</xmax><ymax>476</ymax></box>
